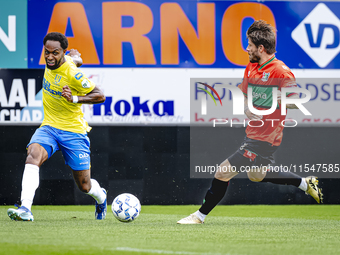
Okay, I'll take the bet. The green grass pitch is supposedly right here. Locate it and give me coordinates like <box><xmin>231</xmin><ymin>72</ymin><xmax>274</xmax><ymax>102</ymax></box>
<box><xmin>1</xmin><ymin>205</ymin><xmax>340</xmax><ymax>255</ymax></box>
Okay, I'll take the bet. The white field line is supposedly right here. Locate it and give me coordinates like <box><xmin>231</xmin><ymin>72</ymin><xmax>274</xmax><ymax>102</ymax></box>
<box><xmin>114</xmin><ymin>247</ymin><xmax>241</xmax><ymax>255</ymax></box>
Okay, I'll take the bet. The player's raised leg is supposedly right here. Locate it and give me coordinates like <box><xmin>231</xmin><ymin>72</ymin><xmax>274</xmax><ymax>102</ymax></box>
<box><xmin>72</xmin><ymin>169</ymin><xmax>107</xmax><ymax>220</ymax></box>
<box><xmin>177</xmin><ymin>159</ymin><xmax>237</xmax><ymax>224</ymax></box>
<box><xmin>7</xmin><ymin>143</ymin><xmax>48</xmax><ymax>221</ymax></box>
<box><xmin>260</xmin><ymin>169</ymin><xmax>323</xmax><ymax>203</ymax></box>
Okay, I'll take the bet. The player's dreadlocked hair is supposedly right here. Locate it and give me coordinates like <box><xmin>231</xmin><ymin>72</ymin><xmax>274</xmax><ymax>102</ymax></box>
<box><xmin>247</xmin><ymin>20</ymin><xmax>276</xmax><ymax>54</ymax></box>
<box><xmin>43</xmin><ymin>32</ymin><xmax>69</xmax><ymax>50</ymax></box>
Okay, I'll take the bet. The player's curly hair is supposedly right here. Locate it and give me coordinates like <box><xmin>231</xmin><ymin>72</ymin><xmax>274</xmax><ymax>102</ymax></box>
<box><xmin>43</xmin><ymin>32</ymin><xmax>69</xmax><ymax>50</ymax></box>
<box><xmin>247</xmin><ymin>20</ymin><xmax>276</xmax><ymax>54</ymax></box>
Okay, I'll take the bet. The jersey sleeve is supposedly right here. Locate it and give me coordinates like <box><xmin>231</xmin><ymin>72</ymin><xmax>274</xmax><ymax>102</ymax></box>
<box><xmin>66</xmin><ymin>57</ymin><xmax>95</xmax><ymax>95</ymax></box>
<box><xmin>238</xmin><ymin>65</ymin><xmax>249</xmax><ymax>97</ymax></box>
<box><xmin>279</xmin><ymin>66</ymin><xmax>298</xmax><ymax>98</ymax></box>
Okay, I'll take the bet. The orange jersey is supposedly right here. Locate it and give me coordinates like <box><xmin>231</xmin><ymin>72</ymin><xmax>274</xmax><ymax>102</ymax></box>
<box><xmin>238</xmin><ymin>56</ymin><xmax>297</xmax><ymax>146</ymax></box>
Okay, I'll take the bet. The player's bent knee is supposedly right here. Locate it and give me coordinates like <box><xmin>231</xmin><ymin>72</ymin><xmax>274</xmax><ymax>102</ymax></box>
<box><xmin>214</xmin><ymin>170</ymin><xmax>223</xmax><ymax>180</ymax></box>
<box><xmin>214</xmin><ymin>161</ymin><xmax>238</xmax><ymax>181</ymax></box>
<box><xmin>214</xmin><ymin>170</ymin><xmax>229</xmax><ymax>181</ymax></box>
<box><xmin>248</xmin><ymin>176</ymin><xmax>264</xmax><ymax>182</ymax></box>
<box><xmin>26</xmin><ymin>147</ymin><xmax>48</xmax><ymax>167</ymax></box>
<box><xmin>247</xmin><ymin>168</ymin><xmax>267</xmax><ymax>182</ymax></box>
<box><xmin>248</xmin><ymin>173</ymin><xmax>266</xmax><ymax>182</ymax></box>
<box><xmin>215</xmin><ymin>170</ymin><xmax>236</xmax><ymax>182</ymax></box>
<box><xmin>26</xmin><ymin>144</ymin><xmax>48</xmax><ymax>165</ymax></box>
<box><xmin>25</xmin><ymin>154</ymin><xmax>39</xmax><ymax>166</ymax></box>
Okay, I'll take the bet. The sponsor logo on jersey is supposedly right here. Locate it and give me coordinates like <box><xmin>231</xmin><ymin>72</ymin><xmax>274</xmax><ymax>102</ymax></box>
<box><xmin>291</xmin><ymin>3</ymin><xmax>340</xmax><ymax>68</ymax></box>
<box><xmin>75</xmin><ymin>72</ymin><xmax>83</xmax><ymax>80</ymax></box>
<box><xmin>43</xmin><ymin>78</ymin><xmax>62</xmax><ymax>97</ymax></box>
<box><xmin>252</xmin><ymin>91</ymin><xmax>267</xmax><ymax>100</ymax></box>
<box><xmin>82</xmin><ymin>79</ymin><xmax>90</xmax><ymax>88</ymax></box>
<box><xmin>261</xmin><ymin>72</ymin><xmax>270</xmax><ymax>82</ymax></box>
<box><xmin>54</xmin><ymin>74</ymin><xmax>62</xmax><ymax>84</ymax></box>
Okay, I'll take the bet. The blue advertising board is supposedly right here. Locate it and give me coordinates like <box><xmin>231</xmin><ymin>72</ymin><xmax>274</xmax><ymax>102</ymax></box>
<box><xmin>22</xmin><ymin>0</ymin><xmax>340</xmax><ymax>69</ymax></box>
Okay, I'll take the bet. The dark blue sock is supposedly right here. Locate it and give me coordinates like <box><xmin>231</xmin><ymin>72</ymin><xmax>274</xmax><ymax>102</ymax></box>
<box><xmin>261</xmin><ymin>169</ymin><xmax>302</xmax><ymax>187</ymax></box>
<box><xmin>199</xmin><ymin>178</ymin><xmax>229</xmax><ymax>215</ymax></box>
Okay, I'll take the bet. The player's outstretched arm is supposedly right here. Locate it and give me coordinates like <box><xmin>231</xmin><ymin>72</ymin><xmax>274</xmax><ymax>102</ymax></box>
<box><xmin>62</xmin><ymin>85</ymin><xmax>105</xmax><ymax>104</ymax></box>
<box><xmin>68</xmin><ymin>49</ymin><xmax>83</xmax><ymax>67</ymax></box>
<box><xmin>285</xmin><ymin>94</ymin><xmax>299</xmax><ymax>109</ymax></box>
<box><xmin>278</xmin><ymin>92</ymin><xmax>299</xmax><ymax>109</ymax></box>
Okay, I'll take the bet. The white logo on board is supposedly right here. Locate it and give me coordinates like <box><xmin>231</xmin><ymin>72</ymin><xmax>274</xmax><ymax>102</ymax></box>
<box><xmin>0</xmin><ymin>16</ymin><xmax>16</xmax><ymax>52</ymax></box>
<box><xmin>291</xmin><ymin>3</ymin><xmax>340</xmax><ymax>68</ymax></box>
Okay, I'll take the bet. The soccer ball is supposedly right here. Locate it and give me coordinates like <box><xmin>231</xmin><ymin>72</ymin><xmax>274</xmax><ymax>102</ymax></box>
<box><xmin>111</xmin><ymin>193</ymin><xmax>141</xmax><ymax>222</ymax></box>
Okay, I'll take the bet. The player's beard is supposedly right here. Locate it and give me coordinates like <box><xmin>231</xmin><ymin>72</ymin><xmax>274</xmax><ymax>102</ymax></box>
<box><xmin>249</xmin><ymin>52</ymin><xmax>261</xmax><ymax>63</ymax></box>
<box><xmin>45</xmin><ymin>57</ymin><xmax>63</xmax><ymax>70</ymax></box>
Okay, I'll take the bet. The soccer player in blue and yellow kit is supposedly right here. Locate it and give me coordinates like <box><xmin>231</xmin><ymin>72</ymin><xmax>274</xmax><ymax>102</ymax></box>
<box><xmin>7</xmin><ymin>32</ymin><xmax>107</xmax><ymax>221</ymax></box>
<box><xmin>178</xmin><ymin>20</ymin><xmax>323</xmax><ymax>224</ymax></box>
